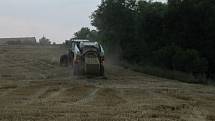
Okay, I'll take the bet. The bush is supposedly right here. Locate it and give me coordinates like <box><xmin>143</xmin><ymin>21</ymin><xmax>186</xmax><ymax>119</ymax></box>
<box><xmin>172</xmin><ymin>48</ymin><xmax>208</xmax><ymax>73</ymax></box>
<box><xmin>153</xmin><ymin>46</ymin><xmax>208</xmax><ymax>75</ymax></box>
<box><xmin>152</xmin><ymin>45</ymin><xmax>176</xmax><ymax>69</ymax></box>
<box><xmin>121</xmin><ymin>62</ymin><xmax>197</xmax><ymax>83</ymax></box>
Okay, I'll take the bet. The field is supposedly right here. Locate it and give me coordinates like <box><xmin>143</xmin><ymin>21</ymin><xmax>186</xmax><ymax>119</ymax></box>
<box><xmin>0</xmin><ymin>45</ymin><xmax>215</xmax><ymax>121</ymax></box>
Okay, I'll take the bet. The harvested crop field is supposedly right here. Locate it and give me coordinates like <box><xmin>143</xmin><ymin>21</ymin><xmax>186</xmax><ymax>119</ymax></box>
<box><xmin>0</xmin><ymin>45</ymin><xmax>215</xmax><ymax>121</ymax></box>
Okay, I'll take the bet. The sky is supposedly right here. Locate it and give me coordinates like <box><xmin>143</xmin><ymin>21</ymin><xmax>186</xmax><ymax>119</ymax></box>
<box><xmin>0</xmin><ymin>0</ymin><xmax>166</xmax><ymax>43</ymax></box>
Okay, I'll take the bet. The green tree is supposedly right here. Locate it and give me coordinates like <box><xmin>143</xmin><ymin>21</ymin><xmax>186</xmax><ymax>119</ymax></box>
<box><xmin>91</xmin><ymin>0</ymin><xmax>215</xmax><ymax>80</ymax></box>
<box><xmin>91</xmin><ymin>0</ymin><xmax>137</xmax><ymax>60</ymax></box>
<box><xmin>39</xmin><ymin>36</ymin><xmax>51</xmax><ymax>45</ymax></box>
<box><xmin>73</xmin><ymin>27</ymin><xmax>99</xmax><ymax>41</ymax></box>
<box><xmin>73</xmin><ymin>27</ymin><xmax>91</xmax><ymax>40</ymax></box>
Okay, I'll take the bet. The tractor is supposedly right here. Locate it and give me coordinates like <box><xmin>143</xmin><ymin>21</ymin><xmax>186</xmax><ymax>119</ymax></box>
<box><xmin>60</xmin><ymin>39</ymin><xmax>105</xmax><ymax>76</ymax></box>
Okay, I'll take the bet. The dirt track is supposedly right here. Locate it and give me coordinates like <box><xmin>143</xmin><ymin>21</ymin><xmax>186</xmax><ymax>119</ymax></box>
<box><xmin>0</xmin><ymin>46</ymin><xmax>215</xmax><ymax>121</ymax></box>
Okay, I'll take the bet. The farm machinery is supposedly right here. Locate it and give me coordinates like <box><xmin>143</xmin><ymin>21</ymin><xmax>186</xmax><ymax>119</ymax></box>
<box><xmin>60</xmin><ymin>39</ymin><xmax>105</xmax><ymax>76</ymax></box>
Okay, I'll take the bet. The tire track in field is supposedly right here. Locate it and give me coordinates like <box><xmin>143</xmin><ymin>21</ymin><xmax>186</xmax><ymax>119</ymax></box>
<box><xmin>73</xmin><ymin>88</ymin><xmax>99</xmax><ymax>105</ymax></box>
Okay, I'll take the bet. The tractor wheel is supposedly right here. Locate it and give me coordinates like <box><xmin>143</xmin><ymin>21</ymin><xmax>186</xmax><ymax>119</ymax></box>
<box><xmin>68</xmin><ymin>52</ymin><xmax>74</xmax><ymax>66</ymax></box>
<box><xmin>73</xmin><ymin>63</ymin><xmax>80</xmax><ymax>75</ymax></box>
<box><xmin>100</xmin><ymin>65</ymin><xmax>104</xmax><ymax>76</ymax></box>
<box><xmin>60</xmin><ymin>54</ymin><xmax>69</xmax><ymax>67</ymax></box>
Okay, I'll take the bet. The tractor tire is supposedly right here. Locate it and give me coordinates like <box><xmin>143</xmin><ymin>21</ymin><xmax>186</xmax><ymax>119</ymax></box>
<box><xmin>60</xmin><ymin>54</ymin><xmax>69</xmax><ymax>67</ymax></box>
<box><xmin>68</xmin><ymin>52</ymin><xmax>74</xmax><ymax>66</ymax></box>
<box><xmin>73</xmin><ymin>63</ymin><xmax>80</xmax><ymax>75</ymax></box>
<box><xmin>100</xmin><ymin>65</ymin><xmax>104</xmax><ymax>76</ymax></box>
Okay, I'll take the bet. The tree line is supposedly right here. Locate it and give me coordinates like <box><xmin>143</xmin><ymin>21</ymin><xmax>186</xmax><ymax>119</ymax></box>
<box><xmin>74</xmin><ymin>0</ymin><xmax>215</xmax><ymax>82</ymax></box>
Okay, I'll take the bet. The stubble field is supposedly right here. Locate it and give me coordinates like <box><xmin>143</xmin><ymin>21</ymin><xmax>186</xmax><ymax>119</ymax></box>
<box><xmin>0</xmin><ymin>45</ymin><xmax>215</xmax><ymax>121</ymax></box>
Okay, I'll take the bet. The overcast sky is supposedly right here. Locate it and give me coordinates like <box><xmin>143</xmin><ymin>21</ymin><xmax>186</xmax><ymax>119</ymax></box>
<box><xmin>0</xmin><ymin>0</ymin><xmax>166</xmax><ymax>43</ymax></box>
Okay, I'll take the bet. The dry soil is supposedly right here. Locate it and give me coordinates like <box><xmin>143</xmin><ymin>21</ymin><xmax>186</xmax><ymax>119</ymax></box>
<box><xmin>0</xmin><ymin>45</ymin><xmax>215</xmax><ymax>121</ymax></box>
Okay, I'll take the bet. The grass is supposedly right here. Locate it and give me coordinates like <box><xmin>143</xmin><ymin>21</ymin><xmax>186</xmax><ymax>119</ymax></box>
<box><xmin>120</xmin><ymin>61</ymin><xmax>210</xmax><ymax>84</ymax></box>
<box><xmin>1</xmin><ymin>46</ymin><xmax>215</xmax><ymax>121</ymax></box>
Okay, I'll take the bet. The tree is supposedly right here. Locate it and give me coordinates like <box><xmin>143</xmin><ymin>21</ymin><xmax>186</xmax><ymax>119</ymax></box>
<box><xmin>73</xmin><ymin>27</ymin><xmax>99</xmax><ymax>41</ymax></box>
<box><xmin>39</xmin><ymin>36</ymin><xmax>51</xmax><ymax>45</ymax></box>
<box><xmin>91</xmin><ymin>0</ymin><xmax>137</xmax><ymax>60</ymax></box>
<box><xmin>73</xmin><ymin>27</ymin><xmax>91</xmax><ymax>40</ymax></box>
<box><xmin>90</xmin><ymin>0</ymin><xmax>215</xmax><ymax>79</ymax></box>
<box><xmin>166</xmin><ymin>0</ymin><xmax>215</xmax><ymax>78</ymax></box>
